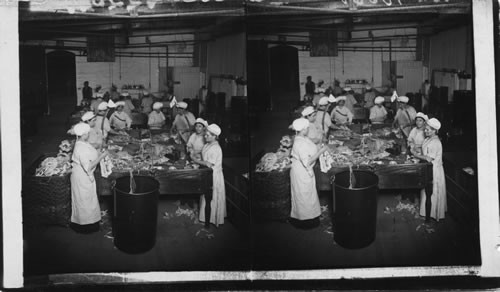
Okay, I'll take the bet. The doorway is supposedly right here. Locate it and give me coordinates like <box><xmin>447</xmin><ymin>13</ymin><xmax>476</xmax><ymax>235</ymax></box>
<box><xmin>269</xmin><ymin>45</ymin><xmax>300</xmax><ymax>111</ymax></box>
<box><xmin>46</xmin><ymin>50</ymin><xmax>76</xmax><ymax>114</ymax></box>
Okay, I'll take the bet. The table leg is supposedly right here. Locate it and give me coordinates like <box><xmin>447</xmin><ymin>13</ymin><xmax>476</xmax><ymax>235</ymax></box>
<box><xmin>425</xmin><ymin>180</ymin><xmax>433</xmax><ymax>222</ymax></box>
<box><xmin>204</xmin><ymin>192</ymin><xmax>212</xmax><ymax>229</ymax></box>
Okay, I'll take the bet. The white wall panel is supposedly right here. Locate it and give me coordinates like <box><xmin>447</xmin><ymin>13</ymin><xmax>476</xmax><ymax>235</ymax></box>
<box><xmin>75</xmin><ymin>55</ymin><xmax>191</xmax><ymax>105</ymax></box>
<box><xmin>429</xmin><ymin>26</ymin><xmax>472</xmax><ymax>75</ymax></box>
<box><xmin>298</xmin><ymin>50</ymin><xmax>383</xmax><ymax>97</ymax></box>
<box><xmin>396</xmin><ymin>60</ymin><xmax>423</xmax><ymax>95</ymax></box>
<box><xmin>207</xmin><ymin>33</ymin><xmax>246</xmax><ymax>78</ymax></box>
<box><xmin>173</xmin><ymin>67</ymin><xmax>202</xmax><ymax>101</ymax></box>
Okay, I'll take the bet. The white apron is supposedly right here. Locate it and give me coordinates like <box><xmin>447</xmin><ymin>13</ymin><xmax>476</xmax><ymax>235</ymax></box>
<box><xmin>199</xmin><ymin>141</ymin><xmax>227</xmax><ymax>226</ymax></box>
<box><xmin>290</xmin><ymin>136</ymin><xmax>321</xmax><ymax>220</ymax></box>
<box><xmin>419</xmin><ymin>135</ymin><xmax>447</xmax><ymax>221</ymax></box>
<box><xmin>70</xmin><ymin>141</ymin><xmax>101</xmax><ymax>225</ymax></box>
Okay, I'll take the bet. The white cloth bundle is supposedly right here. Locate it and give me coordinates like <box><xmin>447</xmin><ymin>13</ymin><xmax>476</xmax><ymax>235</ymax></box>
<box><xmin>100</xmin><ymin>156</ymin><xmax>113</xmax><ymax>178</ymax></box>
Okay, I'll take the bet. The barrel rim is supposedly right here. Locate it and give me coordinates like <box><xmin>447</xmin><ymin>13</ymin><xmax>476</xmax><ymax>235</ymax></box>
<box><xmin>114</xmin><ymin>175</ymin><xmax>160</xmax><ymax>195</ymax></box>
<box><xmin>333</xmin><ymin>170</ymin><xmax>379</xmax><ymax>191</ymax></box>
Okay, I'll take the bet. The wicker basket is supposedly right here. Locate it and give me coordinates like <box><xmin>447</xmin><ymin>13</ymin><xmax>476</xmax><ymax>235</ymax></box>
<box><xmin>251</xmin><ymin>168</ymin><xmax>291</xmax><ymax>221</ymax></box>
<box><xmin>22</xmin><ymin>153</ymin><xmax>71</xmax><ymax>227</ymax></box>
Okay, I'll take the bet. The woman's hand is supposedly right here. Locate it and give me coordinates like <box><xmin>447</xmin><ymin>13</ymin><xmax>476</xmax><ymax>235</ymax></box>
<box><xmin>100</xmin><ymin>150</ymin><xmax>109</xmax><ymax>159</ymax></box>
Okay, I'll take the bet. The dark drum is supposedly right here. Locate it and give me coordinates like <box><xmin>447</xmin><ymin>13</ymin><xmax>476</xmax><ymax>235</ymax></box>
<box><xmin>333</xmin><ymin>170</ymin><xmax>378</xmax><ymax>249</ymax></box>
<box><xmin>113</xmin><ymin>176</ymin><xmax>159</xmax><ymax>254</ymax></box>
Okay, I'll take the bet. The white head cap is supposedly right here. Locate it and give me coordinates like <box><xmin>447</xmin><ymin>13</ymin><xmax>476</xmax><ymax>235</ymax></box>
<box><xmin>343</xmin><ymin>87</ymin><xmax>352</xmax><ymax>92</ymax></box>
<box><xmin>153</xmin><ymin>102</ymin><xmax>163</xmax><ymax>110</ymax></box>
<box><xmin>374</xmin><ymin>96</ymin><xmax>385</xmax><ymax>104</ymax></box>
<box><xmin>95</xmin><ymin>92</ymin><xmax>104</xmax><ymax>98</ymax></box>
<box><xmin>318</xmin><ymin>96</ymin><xmax>329</xmax><ymax>106</ymax></box>
<box><xmin>97</xmin><ymin>101</ymin><xmax>108</xmax><ymax>111</ymax></box>
<box><xmin>336</xmin><ymin>96</ymin><xmax>347</xmax><ymax>101</ymax></box>
<box><xmin>328</xmin><ymin>94</ymin><xmax>336</xmax><ymax>103</ymax></box>
<box><xmin>292</xmin><ymin>118</ymin><xmax>309</xmax><ymax>132</ymax></box>
<box><xmin>115</xmin><ymin>101</ymin><xmax>125</xmax><ymax>107</ymax></box>
<box><xmin>74</xmin><ymin>122</ymin><xmax>91</xmax><ymax>136</ymax></box>
<box><xmin>415</xmin><ymin>112</ymin><xmax>429</xmax><ymax>121</ymax></box>
<box><xmin>143</xmin><ymin>91</ymin><xmax>149</xmax><ymax>96</ymax></box>
<box><xmin>398</xmin><ymin>96</ymin><xmax>409</xmax><ymax>103</ymax></box>
<box><xmin>107</xmin><ymin>100</ymin><xmax>117</xmax><ymax>108</ymax></box>
<box><xmin>170</xmin><ymin>96</ymin><xmax>177</xmax><ymax>107</ymax></box>
<box><xmin>81</xmin><ymin>111</ymin><xmax>96</xmax><ymax>122</ymax></box>
<box><xmin>301</xmin><ymin>106</ymin><xmax>315</xmax><ymax>117</ymax></box>
<box><xmin>391</xmin><ymin>91</ymin><xmax>398</xmax><ymax>103</ymax></box>
<box><xmin>195</xmin><ymin>118</ymin><xmax>208</xmax><ymax>128</ymax></box>
<box><xmin>366</xmin><ymin>84</ymin><xmax>372</xmax><ymax>90</ymax></box>
<box><xmin>121</xmin><ymin>92</ymin><xmax>130</xmax><ymax>97</ymax></box>
<box><xmin>427</xmin><ymin>118</ymin><xmax>441</xmax><ymax>130</ymax></box>
<box><xmin>176</xmin><ymin>101</ymin><xmax>188</xmax><ymax>109</ymax></box>
<box><xmin>207</xmin><ymin>124</ymin><xmax>222</xmax><ymax>136</ymax></box>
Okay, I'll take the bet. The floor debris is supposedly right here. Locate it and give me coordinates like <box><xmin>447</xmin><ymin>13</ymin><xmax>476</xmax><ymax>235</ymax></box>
<box><xmin>100</xmin><ymin>209</ymin><xmax>113</xmax><ymax>240</ymax></box>
<box><xmin>416</xmin><ymin>223</ymin><xmax>436</xmax><ymax>234</ymax></box>
<box><xmin>195</xmin><ymin>228</ymin><xmax>215</xmax><ymax>239</ymax></box>
<box><xmin>174</xmin><ymin>206</ymin><xmax>198</xmax><ymax>221</ymax></box>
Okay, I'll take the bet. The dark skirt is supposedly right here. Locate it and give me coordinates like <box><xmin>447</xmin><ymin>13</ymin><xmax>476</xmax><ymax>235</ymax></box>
<box><xmin>70</xmin><ymin>222</ymin><xmax>100</xmax><ymax>234</ymax></box>
<box><xmin>289</xmin><ymin>217</ymin><xmax>320</xmax><ymax>229</ymax></box>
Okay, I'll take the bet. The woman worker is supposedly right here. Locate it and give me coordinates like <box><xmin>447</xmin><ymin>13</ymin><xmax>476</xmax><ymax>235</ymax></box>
<box><xmin>411</xmin><ymin>118</ymin><xmax>446</xmax><ymax>222</ymax></box>
<box><xmin>301</xmin><ymin>106</ymin><xmax>323</xmax><ymax>145</ymax></box>
<box><xmin>95</xmin><ymin>102</ymin><xmax>122</xmax><ymax>138</ymax></box>
<box><xmin>141</xmin><ymin>91</ymin><xmax>154</xmax><ymax>114</ymax></box>
<box><xmin>148</xmin><ymin>102</ymin><xmax>166</xmax><ymax>130</ymax></box>
<box><xmin>105</xmin><ymin>100</ymin><xmax>117</xmax><ymax>120</ymax></box>
<box><xmin>187</xmin><ymin>118</ymin><xmax>208</xmax><ymax>161</ymax></box>
<box><xmin>171</xmin><ymin>101</ymin><xmax>196</xmax><ymax>144</ymax></box>
<box><xmin>119</xmin><ymin>92</ymin><xmax>135</xmax><ymax>118</ymax></box>
<box><xmin>67</xmin><ymin>111</ymin><xmax>103</xmax><ymax>150</ymax></box>
<box><xmin>289</xmin><ymin>118</ymin><xmax>329</xmax><ymax>229</ymax></box>
<box><xmin>407</xmin><ymin>112</ymin><xmax>428</xmax><ymax>155</ymax></box>
<box><xmin>109</xmin><ymin>101</ymin><xmax>132</xmax><ymax>131</ymax></box>
<box><xmin>393</xmin><ymin>95</ymin><xmax>417</xmax><ymax>138</ymax></box>
<box><xmin>343</xmin><ymin>87</ymin><xmax>358</xmax><ymax>114</ymax></box>
<box><xmin>70</xmin><ymin>123</ymin><xmax>108</xmax><ymax>233</ymax></box>
<box><xmin>330</xmin><ymin>96</ymin><xmax>354</xmax><ymax>125</ymax></box>
<box><xmin>315</xmin><ymin>96</ymin><xmax>341</xmax><ymax>135</ymax></box>
<box><xmin>192</xmin><ymin>124</ymin><xmax>226</xmax><ymax>227</ymax></box>
<box><xmin>369</xmin><ymin>96</ymin><xmax>388</xmax><ymax>124</ymax></box>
